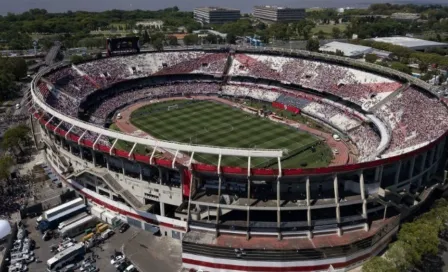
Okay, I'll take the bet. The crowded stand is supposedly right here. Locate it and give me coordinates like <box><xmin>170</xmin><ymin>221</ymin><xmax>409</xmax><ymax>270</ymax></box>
<box><xmin>89</xmin><ymin>82</ymin><xmax>221</xmax><ymax>125</ymax></box>
<box><xmin>76</xmin><ymin>52</ymin><xmax>224</xmax><ymax>88</ymax></box>
<box><xmin>230</xmin><ymin>54</ymin><xmax>402</xmax><ymax>109</ymax></box>
<box><xmin>46</xmin><ymin>66</ymin><xmax>97</xmax><ymax>98</ymax></box>
<box><xmin>348</xmin><ymin>125</ymin><xmax>381</xmax><ymax>162</ymax></box>
<box><xmin>34</xmin><ymin>50</ymin><xmax>448</xmax><ymax>164</ymax></box>
<box><xmin>221</xmin><ymin>85</ymin><xmax>280</xmax><ymax>102</ymax></box>
<box><xmin>375</xmin><ymin>87</ymin><xmax>448</xmax><ymax>155</ymax></box>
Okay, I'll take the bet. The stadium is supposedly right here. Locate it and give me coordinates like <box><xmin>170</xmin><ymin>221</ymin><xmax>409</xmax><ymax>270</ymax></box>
<box><xmin>29</xmin><ymin>42</ymin><xmax>448</xmax><ymax>272</ymax></box>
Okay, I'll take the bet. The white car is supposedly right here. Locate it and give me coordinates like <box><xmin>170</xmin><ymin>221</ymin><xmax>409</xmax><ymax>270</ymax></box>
<box><xmin>110</xmin><ymin>255</ymin><xmax>125</xmax><ymax>266</ymax></box>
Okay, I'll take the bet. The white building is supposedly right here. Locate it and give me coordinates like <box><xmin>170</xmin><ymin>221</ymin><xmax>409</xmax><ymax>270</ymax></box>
<box><xmin>370</xmin><ymin>37</ymin><xmax>448</xmax><ymax>51</ymax></box>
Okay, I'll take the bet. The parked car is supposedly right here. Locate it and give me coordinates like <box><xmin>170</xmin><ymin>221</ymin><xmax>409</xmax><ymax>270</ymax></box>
<box><xmin>119</xmin><ymin>223</ymin><xmax>129</xmax><ymax>233</ymax></box>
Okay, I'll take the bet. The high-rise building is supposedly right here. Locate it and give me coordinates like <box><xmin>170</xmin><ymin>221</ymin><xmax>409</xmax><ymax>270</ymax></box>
<box><xmin>253</xmin><ymin>5</ymin><xmax>306</xmax><ymax>22</ymax></box>
<box><xmin>194</xmin><ymin>7</ymin><xmax>241</xmax><ymax>25</ymax></box>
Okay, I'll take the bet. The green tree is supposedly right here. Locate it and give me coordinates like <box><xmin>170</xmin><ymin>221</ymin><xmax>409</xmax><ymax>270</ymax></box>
<box><xmin>317</xmin><ymin>30</ymin><xmax>326</xmax><ymax>39</ymax></box>
<box><xmin>167</xmin><ymin>36</ymin><xmax>179</xmax><ymax>46</ymax></box>
<box><xmin>142</xmin><ymin>30</ymin><xmax>150</xmax><ymax>44</ymax></box>
<box><xmin>70</xmin><ymin>55</ymin><xmax>87</xmax><ymax>64</ymax></box>
<box><xmin>152</xmin><ymin>38</ymin><xmax>164</xmax><ymax>51</ymax></box>
<box><xmin>205</xmin><ymin>34</ymin><xmax>217</xmax><ymax>44</ymax></box>
<box><xmin>335</xmin><ymin>49</ymin><xmax>344</xmax><ymax>56</ymax></box>
<box><xmin>390</xmin><ymin>62</ymin><xmax>412</xmax><ymax>74</ymax></box>
<box><xmin>302</xmin><ymin>25</ymin><xmax>313</xmax><ymax>40</ymax></box>
<box><xmin>0</xmin><ymin>57</ymin><xmax>28</xmax><ymax>80</ymax></box>
<box><xmin>386</xmin><ymin>241</ymin><xmax>416</xmax><ymax>271</ymax></box>
<box><xmin>365</xmin><ymin>54</ymin><xmax>378</xmax><ymax>63</ymax></box>
<box><xmin>306</xmin><ymin>38</ymin><xmax>320</xmax><ymax>52</ymax></box>
<box><xmin>1</xmin><ymin>124</ymin><xmax>31</xmax><ymax>157</ymax></box>
<box><xmin>226</xmin><ymin>33</ymin><xmax>236</xmax><ymax>44</ymax></box>
<box><xmin>362</xmin><ymin>257</ymin><xmax>397</xmax><ymax>272</ymax></box>
<box><xmin>398</xmin><ymin>221</ymin><xmax>439</xmax><ymax>259</ymax></box>
<box><xmin>0</xmin><ymin>155</ymin><xmax>13</xmax><ymax>182</ymax></box>
<box><xmin>183</xmin><ymin>34</ymin><xmax>199</xmax><ymax>46</ymax></box>
<box><xmin>332</xmin><ymin>27</ymin><xmax>341</xmax><ymax>38</ymax></box>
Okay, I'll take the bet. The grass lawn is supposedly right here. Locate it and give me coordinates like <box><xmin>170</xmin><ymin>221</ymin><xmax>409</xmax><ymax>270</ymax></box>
<box><xmin>129</xmin><ymin>100</ymin><xmax>332</xmax><ymax>168</ymax></box>
<box><xmin>312</xmin><ymin>23</ymin><xmax>348</xmax><ymax>36</ymax></box>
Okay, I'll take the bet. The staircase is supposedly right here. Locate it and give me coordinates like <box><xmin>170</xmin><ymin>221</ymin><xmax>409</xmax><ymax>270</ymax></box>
<box><xmin>70</xmin><ymin>168</ymin><xmax>145</xmax><ymax>210</ymax></box>
<box><xmin>369</xmin><ymin>82</ymin><xmax>410</xmax><ymax>112</ymax></box>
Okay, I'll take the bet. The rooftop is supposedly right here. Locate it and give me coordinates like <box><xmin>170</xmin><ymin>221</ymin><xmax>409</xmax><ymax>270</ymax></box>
<box><xmin>195</xmin><ymin>7</ymin><xmax>240</xmax><ymax>12</ymax></box>
<box><xmin>319</xmin><ymin>41</ymin><xmax>373</xmax><ymax>57</ymax></box>
<box><xmin>254</xmin><ymin>5</ymin><xmax>305</xmax><ymax>10</ymax></box>
<box><xmin>370</xmin><ymin>36</ymin><xmax>448</xmax><ymax>50</ymax></box>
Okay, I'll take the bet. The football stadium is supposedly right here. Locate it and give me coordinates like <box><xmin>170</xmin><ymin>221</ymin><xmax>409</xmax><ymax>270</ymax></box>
<box><xmin>29</xmin><ymin>41</ymin><xmax>448</xmax><ymax>272</ymax></box>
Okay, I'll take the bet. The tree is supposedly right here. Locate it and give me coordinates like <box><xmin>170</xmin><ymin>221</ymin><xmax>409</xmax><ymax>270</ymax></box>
<box><xmin>152</xmin><ymin>38</ymin><xmax>164</xmax><ymax>51</ymax></box>
<box><xmin>386</xmin><ymin>241</ymin><xmax>416</xmax><ymax>271</ymax></box>
<box><xmin>0</xmin><ymin>57</ymin><xmax>28</xmax><ymax>80</ymax></box>
<box><xmin>0</xmin><ymin>155</ymin><xmax>13</xmax><ymax>182</ymax></box>
<box><xmin>390</xmin><ymin>62</ymin><xmax>412</xmax><ymax>74</ymax></box>
<box><xmin>142</xmin><ymin>30</ymin><xmax>150</xmax><ymax>44</ymax></box>
<box><xmin>335</xmin><ymin>49</ymin><xmax>344</xmax><ymax>56</ymax></box>
<box><xmin>183</xmin><ymin>34</ymin><xmax>199</xmax><ymax>46</ymax></box>
<box><xmin>397</xmin><ymin>221</ymin><xmax>439</xmax><ymax>259</ymax></box>
<box><xmin>317</xmin><ymin>30</ymin><xmax>326</xmax><ymax>39</ymax></box>
<box><xmin>365</xmin><ymin>54</ymin><xmax>378</xmax><ymax>63</ymax></box>
<box><xmin>70</xmin><ymin>55</ymin><xmax>87</xmax><ymax>64</ymax></box>
<box><xmin>306</xmin><ymin>38</ymin><xmax>320</xmax><ymax>52</ymax></box>
<box><xmin>332</xmin><ymin>27</ymin><xmax>341</xmax><ymax>39</ymax></box>
<box><xmin>362</xmin><ymin>257</ymin><xmax>397</xmax><ymax>272</ymax></box>
<box><xmin>226</xmin><ymin>33</ymin><xmax>236</xmax><ymax>44</ymax></box>
<box><xmin>167</xmin><ymin>36</ymin><xmax>179</xmax><ymax>46</ymax></box>
<box><xmin>1</xmin><ymin>124</ymin><xmax>31</xmax><ymax>157</ymax></box>
<box><xmin>205</xmin><ymin>34</ymin><xmax>217</xmax><ymax>44</ymax></box>
<box><xmin>302</xmin><ymin>25</ymin><xmax>313</xmax><ymax>40</ymax></box>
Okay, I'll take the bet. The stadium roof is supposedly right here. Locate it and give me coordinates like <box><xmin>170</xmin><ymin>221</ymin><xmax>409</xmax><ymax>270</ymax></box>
<box><xmin>319</xmin><ymin>41</ymin><xmax>373</xmax><ymax>57</ymax></box>
<box><xmin>370</xmin><ymin>37</ymin><xmax>448</xmax><ymax>50</ymax></box>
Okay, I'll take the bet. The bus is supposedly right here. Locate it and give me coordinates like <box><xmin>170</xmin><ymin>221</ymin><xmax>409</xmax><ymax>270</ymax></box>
<box><xmin>58</xmin><ymin>212</ymin><xmax>89</xmax><ymax>231</ymax></box>
<box><xmin>46</xmin><ymin>242</ymin><xmax>85</xmax><ymax>271</ymax></box>
<box><xmin>42</xmin><ymin>198</ymin><xmax>84</xmax><ymax>220</ymax></box>
<box><xmin>59</xmin><ymin>215</ymin><xmax>98</xmax><ymax>238</ymax></box>
<box><xmin>39</xmin><ymin>198</ymin><xmax>87</xmax><ymax>231</ymax></box>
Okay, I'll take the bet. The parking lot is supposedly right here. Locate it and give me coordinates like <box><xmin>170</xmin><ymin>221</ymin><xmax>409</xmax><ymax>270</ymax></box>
<box><xmin>22</xmin><ymin>216</ymin><xmax>182</xmax><ymax>272</ymax></box>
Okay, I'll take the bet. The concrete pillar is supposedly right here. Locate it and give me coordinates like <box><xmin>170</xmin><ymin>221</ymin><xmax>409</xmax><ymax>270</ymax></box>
<box><xmin>92</xmin><ymin>150</ymin><xmax>96</xmax><ymax>165</ymax></box>
<box><xmin>394</xmin><ymin>161</ymin><xmax>402</xmax><ymax>185</ymax></box>
<box><xmin>215</xmin><ymin>174</ymin><xmax>223</xmax><ymax>237</ymax></box>
<box><xmin>306</xmin><ymin>177</ymin><xmax>310</xmax><ymax>206</ymax></box>
<box><xmin>336</xmin><ymin>204</ymin><xmax>342</xmax><ymax>236</ymax></box>
<box><xmin>139</xmin><ymin>164</ymin><xmax>143</xmax><ymax>181</ymax></box>
<box><xmin>359</xmin><ymin>171</ymin><xmax>366</xmax><ymax>200</ymax></box>
<box><xmin>106</xmin><ymin>158</ymin><xmax>110</xmax><ymax>171</ymax></box>
<box><xmin>418</xmin><ymin>153</ymin><xmax>427</xmax><ymax>186</ymax></box>
<box><xmin>408</xmin><ymin>157</ymin><xmax>416</xmax><ymax>180</ymax></box>
<box><xmin>160</xmin><ymin>202</ymin><xmax>165</xmax><ymax>217</ymax></box>
<box><xmin>277</xmin><ymin>178</ymin><xmax>281</xmax><ymax>240</ymax></box>
<box><xmin>69</xmin><ymin>145</ymin><xmax>72</xmax><ymax>154</ymax></box>
<box><xmin>333</xmin><ymin>175</ymin><xmax>339</xmax><ymax>204</ymax></box>
<box><xmin>121</xmin><ymin>159</ymin><xmax>125</xmax><ymax>176</ymax></box>
<box><xmin>307</xmin><ymin>206</ymin><xmax>312</xmax><ymax>239</ymax></box>
<box><xmin>246</xmin><ymin>177</ymin><xmax>251</xmax><ymax>240</ymax></box>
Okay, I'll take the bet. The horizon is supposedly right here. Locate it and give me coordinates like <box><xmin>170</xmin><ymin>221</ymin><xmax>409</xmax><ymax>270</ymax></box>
<box><xmin>1</xmin><ymin>0</ymin><xmax>447</xmax><ymax>15</ymax></box>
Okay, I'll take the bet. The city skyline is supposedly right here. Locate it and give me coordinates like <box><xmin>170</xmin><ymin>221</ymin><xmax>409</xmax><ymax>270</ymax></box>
<box><xmin>1</xmin><ymin>0</ymin><xmax>447</xmax><ymax>15</ymax></box>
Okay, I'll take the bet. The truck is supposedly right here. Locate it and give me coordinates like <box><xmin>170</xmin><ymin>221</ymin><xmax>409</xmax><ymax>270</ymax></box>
<box><xmin>38</xmin><ymin>198</ymin><xmax>87</xmax><ymax>232</ymax></box>
<box><xmin>59</xmin><ymin>215</ymin><xmax>98</xmax><ymax>238</ymax></box>
<box><xmin>58</xmin><ymin>212</ymin><xmax>89</xmax><ymax>231</ymax></box>
<box><xmin>90</xmin><ymin>206</ymin><xmax>120</xmax><ymax>227</ymax></box>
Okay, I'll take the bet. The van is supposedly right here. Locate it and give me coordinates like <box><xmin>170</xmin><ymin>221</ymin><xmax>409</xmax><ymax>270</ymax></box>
<box><xmin>116</xmin><ymin>113</ymin><xmax>122</xmax><ymax>119</ymax></box>
<box><xmin>101</xmin><ymin>229</ymin><xmax>114</xmax><ymax>240</ymax></box>
<box><xmin>332</xmin><ymin>134</ymin><xmax>341</xmax><ymax>141</ymax></box>
<box><xmin>15</xmin><ymin>104</ymin><xmax>20</xmax><ymax>110</ymax></box>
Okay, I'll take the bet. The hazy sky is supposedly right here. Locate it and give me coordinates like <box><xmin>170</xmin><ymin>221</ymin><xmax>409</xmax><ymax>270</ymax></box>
<box><xmin>0</xmin><ymin>0</ymin><xmax>446</xmax><ymax>15</ymax></box>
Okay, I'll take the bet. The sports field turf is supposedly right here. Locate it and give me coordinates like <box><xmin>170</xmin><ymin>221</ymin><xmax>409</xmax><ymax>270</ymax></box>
<box><xmin>129</xmin><ymin>100</ymin><xmax>332</xmax><ymax>168</ymax></box>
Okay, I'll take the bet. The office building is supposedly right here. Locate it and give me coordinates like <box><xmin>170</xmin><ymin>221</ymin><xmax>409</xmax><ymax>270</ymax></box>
<box><xmin>194</xmin><ymin>7</ymin><xmax>241</xmax><ymax>24</ymax></box>
<box><xmin>253</xmin><ymin>5</ymin><xmax>306</xmax><ymax>22</ymax></box>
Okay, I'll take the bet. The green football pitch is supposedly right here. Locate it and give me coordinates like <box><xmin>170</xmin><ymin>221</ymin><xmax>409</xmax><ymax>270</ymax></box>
<box><xmin>129</xmin><ymin>100</ymin><xmax>332</xmax><ymax>168</ymax></box>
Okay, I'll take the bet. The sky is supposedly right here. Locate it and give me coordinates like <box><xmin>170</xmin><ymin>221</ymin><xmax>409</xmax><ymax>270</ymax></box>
<box><xmin>0</xmin><ymin>0</ymin><xmax>446</xmax><ymax>15</ymax></box>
